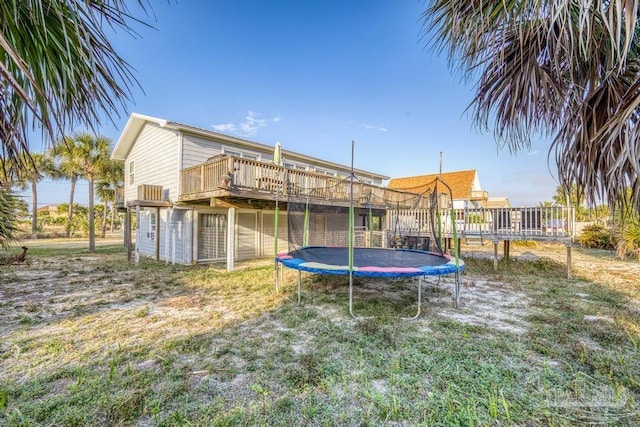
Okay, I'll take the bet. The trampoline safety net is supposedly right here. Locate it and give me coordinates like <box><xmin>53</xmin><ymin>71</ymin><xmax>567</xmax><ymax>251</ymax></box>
<box><xmin>286</xmin><ymin>187</ymin><xmax>446</xmax><ymax>256</ymax></box>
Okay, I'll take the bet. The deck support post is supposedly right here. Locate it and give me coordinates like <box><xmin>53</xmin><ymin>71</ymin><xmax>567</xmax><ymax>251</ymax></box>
<box><xmin>135</xmin><ymin>205</ymin><xmax>140</xmax><ymax>266</ymax></box>
<box><xmin>156</xmin><ymin>207</ymin><xmax>161</xmax><ymax>261</ymax></box>
<box><xmin>493</xmin><ymin>240</ymin><xmax>498</xmax><ymax>271</ymax></box>
<box><xmin>226</xmin><ymin>207</ymin><xmax>236</xmax><ymax>272</ymax></box>
<box><xmin>125</xmin><ymin>207</ymin><xmax>132</xmax><ymax>262</ymax></box>
<box><xmin>503</xmin><ymin>240</ymin><xmax>510</xmax><ymax>261</ymax></box>
<box><xmin>566</xmin><ymin>243</ymin><xmax>572</xmax><ymax>279</ymax></box>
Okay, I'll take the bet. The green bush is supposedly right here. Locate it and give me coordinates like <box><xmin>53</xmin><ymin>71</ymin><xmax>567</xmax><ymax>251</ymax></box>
<box><xmin>578</xmin><ymin>224</ymin><xmax>614</xmax><ymax>249</ymax></box>
<box><xmin>616</xmin><ymin>219</ymin><xmax>640</xmax><ymax>260</ymax></box>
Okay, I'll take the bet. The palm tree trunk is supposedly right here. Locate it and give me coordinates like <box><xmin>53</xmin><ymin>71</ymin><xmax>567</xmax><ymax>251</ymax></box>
<box><xmin>31</xmin><ymin>181</ymin><xmax>38</xmax><ymax>239</ymax></box>
<box><xmin>67</xmin><ymin>175</ymin><xmax>77</xmax><ymax>237</ymax></box>
<box><xmin>88</xmin><ymin>176</ymin><xmax>95</xmax><ymax>252</ymax></box>
<box><xmin>110</xmin><ymin>200</ymin><xmax>116</xmax><ymax>231</ymax></box>
<box><xmin>101</xmin><ymin>202</ymin><xmax>108</xmax><ymax>238</ymax></box>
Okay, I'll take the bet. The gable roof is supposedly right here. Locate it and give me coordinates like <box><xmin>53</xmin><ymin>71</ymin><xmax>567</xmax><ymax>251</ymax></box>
<box><xmin>387</xmin><ymin>170</ymin><xmax>478</xmax><ymax>200</ymax></box>
<box><xmin>111</xmin><ymin>113</ymin><xmax>389</xmax><ymax>180</ymax></box>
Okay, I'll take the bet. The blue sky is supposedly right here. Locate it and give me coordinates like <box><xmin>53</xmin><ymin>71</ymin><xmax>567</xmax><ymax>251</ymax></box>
<box><xmin>27</xmin><ymin>0</ymin><xmax>559</xmax><ymax>207</ymax></box>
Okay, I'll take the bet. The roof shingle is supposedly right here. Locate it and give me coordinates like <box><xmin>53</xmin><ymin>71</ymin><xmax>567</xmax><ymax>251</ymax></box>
<box><xmin>388</xmin><ymin>170</ymin><xmax>477</xmax><ymax>200</ymax></box>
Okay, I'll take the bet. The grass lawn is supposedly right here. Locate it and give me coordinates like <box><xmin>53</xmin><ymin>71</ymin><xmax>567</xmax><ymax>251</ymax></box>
<box><xmin>0</xmin><ymin>242</ymin><xmax>638</xmax><ymax>426</ymax></box>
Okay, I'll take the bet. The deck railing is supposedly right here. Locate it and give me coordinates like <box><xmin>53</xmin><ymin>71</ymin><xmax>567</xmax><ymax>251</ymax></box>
<box><xmin>180</xmin><ymin>155</ymin><xmax>429</xmax><ymax>209</ymax></box>
<box><xmin>387</xmin><ymin>206</ymin><xmax>575</xmax><ymax>239</ymax></box>
<box><xmin>115</xmin><ymin>188</ymin><xmax>124</xmax><ymax>206</ymax></box>
<box><xmin>137</xmin><ymin>184</ymin><xmax>163</xmax><ymax>201</ymax></box>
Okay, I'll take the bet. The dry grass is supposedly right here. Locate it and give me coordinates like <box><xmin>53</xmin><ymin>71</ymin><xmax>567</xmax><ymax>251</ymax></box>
<box><xmin>0</xmin><ymin>241</ymin><xmax>638</xmax><ymax>425</ymax></box>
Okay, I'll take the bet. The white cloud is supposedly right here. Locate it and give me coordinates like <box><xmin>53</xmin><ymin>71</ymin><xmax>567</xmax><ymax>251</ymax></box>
<box><xmin>211</xmin><ymin>123</ymin><xmax>237</xmax><ymax>133</ymax></box>
<box><xmin>527</xmin><ymin>150</ymin><xmax>540</xmax><ymax>156</ymax></box>
<box><xmin>212</xmin><ymin>111</ymin><xmax>281</xmax><ymax>137</ymax></box>
<box><xmin>362</xmin><ymin>124</ymin><xmax>388</xmax><ymax>132</ymax></box>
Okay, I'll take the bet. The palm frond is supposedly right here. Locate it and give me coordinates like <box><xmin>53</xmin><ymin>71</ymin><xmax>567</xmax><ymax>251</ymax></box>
<box><xmin>423</xmin><ymin>0</ymin><xmax>640</xmax><ymax>211</ymax></box>
<box><xmin>0</xmin><ymin>1</ymin><xmax>151</xmax><ymax>177</ymax></box>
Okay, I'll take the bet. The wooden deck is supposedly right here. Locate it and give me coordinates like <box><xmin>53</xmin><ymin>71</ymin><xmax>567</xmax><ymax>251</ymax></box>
<box><xmin>387</xmin><ymin>206</ymin><xmax>575</xmax><ymax>242</ymax></box>
<box><xmin>178</xmin><ymin>155</ymin><xmax>429</xmax><ymax>209</ymax></box>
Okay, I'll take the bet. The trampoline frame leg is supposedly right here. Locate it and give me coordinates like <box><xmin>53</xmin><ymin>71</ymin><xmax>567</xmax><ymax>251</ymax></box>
<box><xmin>349</xmin><ymin>272</ymin><xmax>356</xmax><ymax>318</ymax></box>
<box><xmin>296</xmin><ymin>270</ymin><xmax>302</xmax><ymax>306</ymax></box>
<box><xmin>275</xmin><ymin>260</ymin><xmax>280</xmax><ymax>293</ymax></box>
<box><xmin>454</xmin><ymin>271</ymin><xmax>460</xmax><ymax>308</ymax></box>
<box><xmin>348</xmin><ymin>272</ymin><xmax>372</xmax><ymax>319</ymax></box>
<box><xmin>401</xmin><ymin>276</ymin><xmax>423</xmax><ymax>320</ymax></box>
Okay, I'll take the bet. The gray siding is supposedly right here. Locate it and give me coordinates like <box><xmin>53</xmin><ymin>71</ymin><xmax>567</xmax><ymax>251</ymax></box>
<box><xmin>261</xmin><ymin>211</ymin><xmax>288</xmax><ymax>256</ymax></box>
<box><xmin>136</xmin><ymin>208</ymin><xmax>157</xmax><ymax>257</ymax></box>
<box><xmin>236</xmin><ymin>211</ymin><xmax>257</xmax><ymax>261</ymax></box>
<box><xmin>182</xmin><ymin>134</ymin><xmax>223</xmax><ymax>169</ymax></box>
<box><xmin>159</xmin><ymin>208</ymin><xmax>193</xmax><ymax>264</ymax></box>
<box><xmin>125</xmin><ymin>123</ymin><xmax>179</xmax><ymax>202</ymax></box>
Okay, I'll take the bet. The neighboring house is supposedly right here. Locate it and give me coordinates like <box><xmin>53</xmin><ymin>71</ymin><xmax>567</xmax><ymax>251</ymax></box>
<box><xmin>485</xmin><ymin>197</ymin><xmax>511</xmax><ymax>209</ymax></box>
<box><xmin>111</xmin><ymin>113</ymin><xmax>416</xmax><ymax>270</ymax></box>
<box><xmin>387</xmin><ymin>170</ymin><xmax>488</xmax><ymax>209</ymax></box>
<box><xmin>37</xmin><ymin>205</ymin><xmax>62</xmax><ymax>219</ymax></box>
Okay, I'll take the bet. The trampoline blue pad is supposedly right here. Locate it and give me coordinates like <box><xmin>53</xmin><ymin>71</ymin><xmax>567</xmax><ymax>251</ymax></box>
<box><xmin>277</xmin><ymin>246</ymin><xmax>464</xmax><ymax>277</ymax></box>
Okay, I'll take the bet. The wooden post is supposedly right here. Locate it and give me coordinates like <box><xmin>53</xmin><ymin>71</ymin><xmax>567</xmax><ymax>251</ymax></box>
<box><xmin>156</xmin><ymin>207</ymin><xmax>161</xmax><ymax>261</ymax></box>
<box><xmin>125</xmin><ymin>207</ymin><xmax>132</xmax><ymax>262</ymax></box>
<box><xmin>226</xmin><ymin>207</ymin><xmax>236</xmax><ymax>272</ymax></box>
<box><xmin>503</xmin><ymin>240</ymin><xmax>510</xmax><ymax>261</ymax></box>
<box><xmin>135</xmin><ymin>205</ymin><xmax>140</xmax><ymax>266</ymax></box>
<box><xmin>493</xmin><ymin>240</ymin><xmax>498</xmax><ymax>271</ymax></box>
<box><xmin>566</xmin><ymin>243</ymin><xmax>572</xmax><ymax>279</ymax></box>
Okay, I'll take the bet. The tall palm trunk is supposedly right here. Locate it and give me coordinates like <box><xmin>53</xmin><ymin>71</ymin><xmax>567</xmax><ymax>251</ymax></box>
<box><xmin>67</xmin><ymin>174</ymin><xmax>77</xmax><ymax>237</ymax></box>
<box><xmin>88</xmin><ymin>176</ymin><xmax>95</xmax><ymax>252</ymax></box>
<box><xmin>110</xmin><ymin>200</ymin><xmax>116</xmax><ymax>231</ymax></box>
<box><xmin>101</xmin><ymin>202</ymin><xmax>108</xmax><ymax>238</ymax></box>
<box><xmin>31</xmin><ymin>181</ymin><xmax>38</xmax><ymax>239</ymax></box>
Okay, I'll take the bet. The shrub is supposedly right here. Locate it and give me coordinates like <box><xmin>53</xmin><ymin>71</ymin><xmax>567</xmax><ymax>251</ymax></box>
<box><xmin>578</xmin><ymin>224</ymin><xmax>614</xmax><ymax>249</ymax></box>
<box><xmin>616</xmin><ymin>219</ymin><xmax>640</xmax><ymax>260</ymax></box>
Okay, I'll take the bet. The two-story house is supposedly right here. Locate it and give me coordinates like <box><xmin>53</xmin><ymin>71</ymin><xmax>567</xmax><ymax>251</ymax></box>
<box><xmin>111</xmin><ymin>113</ymin><xmax>420</xmax><ymax>270</ymax></box>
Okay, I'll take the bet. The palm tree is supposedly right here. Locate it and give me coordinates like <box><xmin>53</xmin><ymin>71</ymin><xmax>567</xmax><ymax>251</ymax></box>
<box><xmin>71</xmin><ymin>132</ymin><xmax>111</xmax><ymax>252</ymax></box>
<box><xmin>0</xmin><ymin>187</ymin><xmax>21</xmax><ymax>249</ymax></box>
<box><xmin>96</xmin><ymin>159</ymin><xmax>124</xmax><ymax>238</ymax></box>
<box><xmin>7</xmin><ymin>153</ymin><xmax>53</xmax><ymax>238</ymax></box>
<box><xmin>48</xmin><ymin>138</ymin><xmax>84</xmax><ymax>237</ymax></box>
<box><xmin>423</xmin><ymin>1</ymin><xmax>640</xmax><ymax>211</ymax></box>
<box><xmin>0</xmin><ymin>1</ymin><xmax>149</xmax><ymax>181</ymax></box>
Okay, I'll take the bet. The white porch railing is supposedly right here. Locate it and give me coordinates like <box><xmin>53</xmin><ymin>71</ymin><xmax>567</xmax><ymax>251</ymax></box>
<box><xmin>386</xmin><ymin>206</ymin><xmax>575</xmax><ymax>240</ymax></box>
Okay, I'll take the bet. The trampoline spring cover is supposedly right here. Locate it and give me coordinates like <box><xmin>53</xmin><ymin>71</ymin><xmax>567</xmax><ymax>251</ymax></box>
<box><xmin>277</xmin><ymin>246</ymin><xmax>464</xmax><ymax>278</ymax></box>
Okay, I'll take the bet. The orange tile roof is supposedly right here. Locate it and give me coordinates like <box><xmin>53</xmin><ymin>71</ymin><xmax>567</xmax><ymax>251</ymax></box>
<box><xmin>388</xmin><ymin>170</ymin><xmax>477</xmax><ymax>200</ymax></box>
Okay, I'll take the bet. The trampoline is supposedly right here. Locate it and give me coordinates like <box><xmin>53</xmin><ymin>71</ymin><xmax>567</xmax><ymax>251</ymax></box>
<box><xmin>276</xmin><ymin>246</ymin><xmax>465</xmax><ymax>318</ymax></box>
<box><xmin>273</xmin><ymin>141</ymin><xmax>465</xmax><ymax>319</ymax></box>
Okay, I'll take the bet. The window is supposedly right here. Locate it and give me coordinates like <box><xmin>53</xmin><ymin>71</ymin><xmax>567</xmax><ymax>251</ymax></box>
<box><xmin>314</xmin><ymin>168</ymin><xmax>336</xmax><ymax>176</ymax></box>
<box><xmin>148</xmin><ymin>211</ymin><xmax>156</xmax><ymax>241</ymax></box>
<box><xmin>223</xmin><ymin>148</ymin><xmax>242</xmax><ymax>157</ymax></box>
<box><xmin>222</xmin><ymin>147</ymin><xmax>260</xmax><ymax>161</ymax></box>
<box><xmin>129</xmin><ymin>161</ymin><xmax>135</xmax><ymax>185</ymax></box>
<box><xmin>285</xmin><ymin>162</ymin><xmax>307</xmax><ymax>170</ymax></box>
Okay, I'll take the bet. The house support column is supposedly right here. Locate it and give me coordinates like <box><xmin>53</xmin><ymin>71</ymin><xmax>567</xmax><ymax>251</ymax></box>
<box><xmin>135</xmin><ymin>205</ymin><xmax>140</xmax><ymax>266</ymax></box>
<box><xmin>156</xmin><ymin>207</ymin><xmax>161</xmax><ymax>261</ymax></box>
<box><xmin>125</xmin><ymin>207</ymin><xmax>132</xmax><ymax>262</ymax></box>
<box><xmin>566</xmin><ymin>243</ymin><xmax>572</xmax><ymax>279</ymax></box>
<box><xmin>503</xmin><ymin>240</ymin><xmax>510</xmax><ymax>261</ymax></box>
<box><xmin>226</xmin><ymin>207</ymin><xmax>236</xmax><ymax>272</ymax></box>
<box><xmin>493</xmin><ymin>240</ymin><xmax>499</xmax><ymax>271</ymax></box>
<box><xmin>164</xmin><ymin>209</ymin><xmax>171</xmax><ymax>264</ymax></box>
